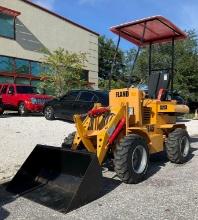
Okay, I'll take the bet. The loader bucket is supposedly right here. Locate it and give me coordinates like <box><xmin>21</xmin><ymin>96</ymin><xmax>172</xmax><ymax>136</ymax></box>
<box><xmin>6</xmin><ymin>145</ymin><xmax>102</xmax><ymax>213</ymax></box>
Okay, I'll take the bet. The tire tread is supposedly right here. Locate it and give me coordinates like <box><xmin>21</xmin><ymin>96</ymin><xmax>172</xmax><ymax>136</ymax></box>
<box><xmin>114</xmin><ymin>134</ymin><xmax>149</xmax><ymax>184</ymax></box>
<box><xmin>166</xmin><ymin>128</ymin><xmax>190</xmax><ymax>163</ymax></box>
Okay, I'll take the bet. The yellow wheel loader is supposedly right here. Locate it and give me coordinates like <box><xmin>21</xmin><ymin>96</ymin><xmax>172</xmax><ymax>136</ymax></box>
<box><xmin>6</xmin><ymin>16</ymin><xmax>191</xmax><ymax>213</ymax></box>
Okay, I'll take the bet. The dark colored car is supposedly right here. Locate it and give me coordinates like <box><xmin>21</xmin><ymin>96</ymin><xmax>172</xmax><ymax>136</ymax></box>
<box><xmin>187</xmin><ymin>100</ymin><xmax>198</xmax><ymax>112</ymax></box>
<box><xmin>166</xmin><ymin>93</ymin><xmax>187</xmax><ymax>105</ymax></box>
<box><xmin>43</xmin><ymin>90</ymin><xmax>109</xmax><ymax>121</ymax></box>
<box><xmin>138</xmin><ymin>84</ymin><xmax>187</xmax><ymax>104</ymax></box>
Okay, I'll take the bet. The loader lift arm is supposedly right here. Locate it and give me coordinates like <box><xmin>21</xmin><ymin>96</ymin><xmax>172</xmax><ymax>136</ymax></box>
<box><xmin>73</xmin><ymin>105</ymin><xmax>126</xmax><ymax>164</ymax></box>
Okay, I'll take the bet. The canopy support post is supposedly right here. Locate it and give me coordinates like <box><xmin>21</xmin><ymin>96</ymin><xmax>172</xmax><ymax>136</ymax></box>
<box><xmin>171</xmin><ymin>37</ymin><xmax>175</xmax><ymax>98</ymax></box>
<box><xmin>148</xmin><ymin>43</ymin><xmax>152</xmax><ymax>76</ymax></box>
<box><xmin>128</xmin><ymin>21</ymin><xmax>147</xmax><ymax>87</ymax></box>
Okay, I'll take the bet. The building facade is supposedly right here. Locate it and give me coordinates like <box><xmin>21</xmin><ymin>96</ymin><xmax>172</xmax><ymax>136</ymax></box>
<box><xmin>0</xmin><ymin>0</ymin><xmax>99</xmax><ymax>89</ymax></box>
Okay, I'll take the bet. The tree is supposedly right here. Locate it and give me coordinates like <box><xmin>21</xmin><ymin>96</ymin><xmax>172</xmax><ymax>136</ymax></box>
<box><xmin>174</xmin><ymin>30</ymin><xmax>198</xmax><ymax>100</ymax></box>
<box><xmin>124</xmin><ymin>48</ymin><xmax>148</xmax><ymax>85</ymax></box>
<box><xmin>124</xmin><ymin>30</ymin><xmax>198</xmax><ymax>99</ymax></box>
<box><xmin>40</xmin><ymin>48</ymin><xmax>87</xmax><ymax>97</ymax></box>
<box><xmin>98</xmin><ymin>78</ymin><xmax>126</xmax><ymax>90</ymax></box>
<box><xmin>99</xmin><ymin>35</ymin><xmax>125</xmax><ymax>81</ymax></box>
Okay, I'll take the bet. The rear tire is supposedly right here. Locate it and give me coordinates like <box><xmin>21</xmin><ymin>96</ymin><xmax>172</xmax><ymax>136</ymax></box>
<box><xmin>114</xmin><ymin>134</ymin><xmax>149</xmax><ymax>184</ymax></box>
<box><xmin>18</xmin><ymin>102</ymin><xmax>28</xmax><ymax>116</ymax></box>
<box><xmin>166</xmin><ymin>128</ymin><xmax>190</xmax><ymax>163</ymax></box>
<box><xmin>44</xmin><ymin>106</ymin><xmax>55</xmax><ymax>120</ymax></box>
<box><xmin>0</xmin><ymin>105</ymin><xmax>4</xmax><ymax>115</ymax></box>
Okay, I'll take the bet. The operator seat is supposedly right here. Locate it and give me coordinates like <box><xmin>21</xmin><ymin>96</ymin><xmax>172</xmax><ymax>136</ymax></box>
<box><xmin>148</xmin><ymin>70</ymin><xmax>170</xmax><ymax>100</ymax></box>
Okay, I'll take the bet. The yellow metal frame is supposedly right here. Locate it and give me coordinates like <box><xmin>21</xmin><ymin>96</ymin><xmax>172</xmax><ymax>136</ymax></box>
<box><xmin>73</xmin><ymin>105</ymin><xmax>125</xmax><ymax>164</ymax></box>
<box><xmin>72</xmin><ymin>88</ymin><xmax>189</xmax><ymax>164</ymax></box>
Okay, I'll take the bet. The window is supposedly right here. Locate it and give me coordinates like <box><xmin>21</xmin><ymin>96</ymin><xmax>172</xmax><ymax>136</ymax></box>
<box><xmin>92</xmin><ymin>95</ymin><xmax>99</xmax><ymax>102</ymax></box>
<box><xmin>31</xmin><ymin>80</ymin><xmax>45</xmax><ymax>94</ymax></box>
<box><xmin>42</xmin><ymin>64</ymin><xmax>52</xmax><ymax>74</ymax></box>
<box><xmin>0</xmin><ymin>76</ymin><xmax>14</xmax><ymax>83</ymax></box>
<box><xmin>98</xmin><ymin>92</ymin><xmax>109</xmax><ymax>105</ymax></box>
<box><xmin>16</xmin><ymin>59</ymin><xmax>30</xmax><ymax>74</ymax></box>
<box><xmin>79</xmin><ymin>92</ymin><xmax>94</xmax><ymax>102</ymax></box>
<box><xmin>62</xmin><ymin>91</ymin><xmax>79</xmax><ymax>101</ymax></box>
<box><xmin>16</xmin><ymin>86</ymin><xmax>38</xmax><ymax>94</ymax></box>
<box><xmin>15</xmin><ymin>78</ymin><xmax>30</xmax><ymax>85</ymax></box>
<box><xmin>0</xmin><ymin>56</ymin><xmax>45</xmax><ymax>76</ymax></box>
<box><xmin>31</xmin><ymin>80</ymin><xmax>41</xmax><ymax>87</ymax></box>
<box><xmin>0</xmin><ymin>56</ymin><xmax>14</xmax><ymax>72</ymax></box>
<box><xmin>1</xmin><ymin>85</ymin><xmax>8</xmax><ymax>94</ymax></box>
<box><xmin>81</xmin><ymin>70</ymin><xmax>89</xmax><ymax>81</ymax></box>
<box><xmin>0</xmin><ymin>13</ymin><xmax>15</xmax><ymax>39</ymax></box>
<box><xmin>31</xmin><ymin>62</ymin><xmax>42</xmax><ymax>76</ymax></box>
<box><xmin>8</xmin><ymin>86</ymin><xmax>15</xmax><ymax>95</ymax></box>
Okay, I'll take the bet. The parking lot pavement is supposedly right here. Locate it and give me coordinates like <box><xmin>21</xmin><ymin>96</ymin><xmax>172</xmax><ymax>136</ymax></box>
<box><xmin>0</xmin><ymin>113</ymin><xmax>75</xmax><ymax>181</ymax></box>
<box><xmin>0</xmin><ymin>116</ymin><xmax>198</xmax><ymax>220</ymax></box>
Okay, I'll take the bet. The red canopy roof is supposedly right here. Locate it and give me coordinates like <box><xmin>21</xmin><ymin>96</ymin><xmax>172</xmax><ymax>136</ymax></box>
<box><xmin>110</xmin><ymin>16</ymin><xmax>187</xmax><ymax>46</ymax></box>
<box><xmin>0</xmin><ymin>6</ymin><xmax>21</xmax><ymax>17</ymax></box>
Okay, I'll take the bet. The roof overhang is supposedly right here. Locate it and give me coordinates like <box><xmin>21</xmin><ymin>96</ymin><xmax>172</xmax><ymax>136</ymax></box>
<box><xmin>0</xmin><ymin>6</ymin><xmax>21</xmax><ymax>17</ymax></box>
<box><xmin>110</xmin><ymin>16</ymin><xmax>187</xmax><ymax>46</ymax></box>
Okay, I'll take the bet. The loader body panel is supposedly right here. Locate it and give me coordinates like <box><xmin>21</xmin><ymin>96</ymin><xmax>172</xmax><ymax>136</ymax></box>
<box><xmin>72</xmin><ymin>88</ymin><xmax>189</xmax><ymax>161</ymax></box>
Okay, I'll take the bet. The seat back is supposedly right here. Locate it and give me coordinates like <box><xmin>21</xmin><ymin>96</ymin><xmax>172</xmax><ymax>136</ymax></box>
<box><xmin>148</xmin><ymin>70</ymin><xmax>170</xmax><ymax>99</ymax></box>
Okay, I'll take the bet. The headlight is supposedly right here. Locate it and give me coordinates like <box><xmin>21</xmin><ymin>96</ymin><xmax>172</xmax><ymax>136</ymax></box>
<box><xmin>31</xmin><ymin>98</ymin><xmax>37</xmax><ymax>104</ymax></box>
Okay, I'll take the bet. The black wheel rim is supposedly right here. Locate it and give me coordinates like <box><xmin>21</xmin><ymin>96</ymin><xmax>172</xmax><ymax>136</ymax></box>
<box><xmin>45</xmin><ymin>107</ymin><xmax>52</xmax><ymax>118</ymax></box>
<box><xmin>19</xmin><ymin>104</ymin><xmax>25</xmax><ymax>114</ymax></box>
<box><xmin>180</xmin><ymin>136</ymin><xmax>190</xmax><ymax>157</ymax></box>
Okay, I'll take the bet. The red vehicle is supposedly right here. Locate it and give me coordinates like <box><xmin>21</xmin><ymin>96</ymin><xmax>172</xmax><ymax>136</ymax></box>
<box><xmin>0</xmin><ymin>84</ymin><xmax>53</xmax><ymax>115</ymax></box>
<box><xmin>0</xmin><ymin>94</ymin><xmax>3</xmax><ymax>114</ymax></box>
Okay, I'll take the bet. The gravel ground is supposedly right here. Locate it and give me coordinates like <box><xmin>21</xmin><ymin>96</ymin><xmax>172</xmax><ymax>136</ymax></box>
<box><xmin>0</xmin><ymin>113</ymin><xmax>75</xmax><ymax>181</ymax></box>
<box><xmin>0</xmin><ymin>114</ymin><xmax>198</xmax><ymax>220</ymax></box>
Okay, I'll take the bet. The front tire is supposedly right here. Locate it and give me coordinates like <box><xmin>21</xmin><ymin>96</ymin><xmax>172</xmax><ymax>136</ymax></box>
<box><xmin>44</xmin><ymin>106</ymin><xmax>55</xmax><ymax>120</ymax></box>
<box><xmin>114</xmin><ymin>134</ymin><xmax>149</xmax><ymax>184</ymax></box>
<box><xmin>62</xmin><ymin>132</ymin><xmax>75</xmax><ymax>149</ymax></box>
<box><xmin>62</xmin><ymin>132</ymin><xmax>85</xmax><ymax>151</ymax></box>
<box><xmin>18</xmin><ymin>102</ymin><xmax>28</xmax><ymax>116</ymax></box>
<box><xmin>166</xmin><ymin>128</ymin><xmax>190</xmax><ymax>163</ymax></box>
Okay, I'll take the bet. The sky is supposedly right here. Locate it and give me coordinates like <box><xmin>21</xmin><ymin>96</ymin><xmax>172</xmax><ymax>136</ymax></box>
<box><xmin>32</xmin><ymin>0</ymin><xmax>198</xmax><ymax>50</ymax></box>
